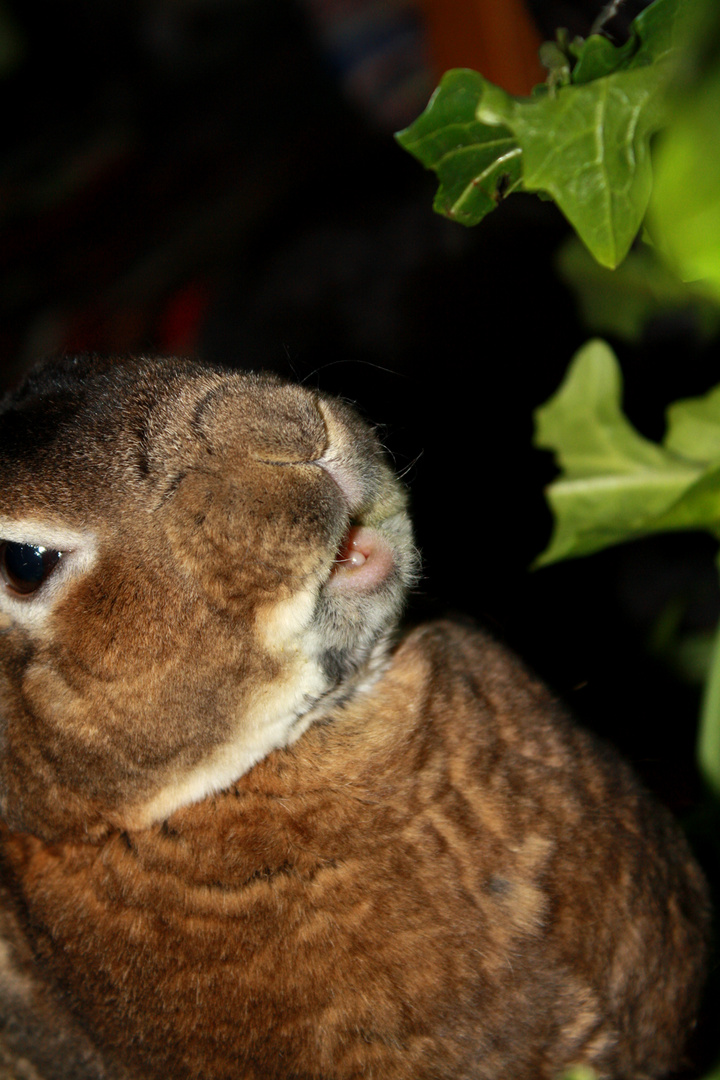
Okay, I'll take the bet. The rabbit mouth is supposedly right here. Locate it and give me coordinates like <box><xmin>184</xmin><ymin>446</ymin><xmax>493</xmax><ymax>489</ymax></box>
<box><xmin>328</xmin><ymin>523</ymin><xmax>395</xmax><ymax>592</ymax></box>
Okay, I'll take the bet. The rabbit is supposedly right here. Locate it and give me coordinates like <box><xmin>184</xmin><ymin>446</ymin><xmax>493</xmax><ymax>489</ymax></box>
<box><xmin>0</xmin><ymin>353</ymin><xmax>710</xmax><ymax>1080</ymax></box>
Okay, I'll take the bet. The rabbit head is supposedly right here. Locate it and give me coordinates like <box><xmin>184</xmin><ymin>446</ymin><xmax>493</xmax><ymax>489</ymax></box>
<box><xmin>0</xmin><ymin>356</ymin><xmax>417</xmax><ymax>840</ymax></box>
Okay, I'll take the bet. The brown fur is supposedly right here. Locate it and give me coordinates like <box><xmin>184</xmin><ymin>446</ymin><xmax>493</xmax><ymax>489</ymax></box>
<box><xmin>0</xmin><ymin>356</ymin><xmax>710</xmax><ymax>1079</ymax></box>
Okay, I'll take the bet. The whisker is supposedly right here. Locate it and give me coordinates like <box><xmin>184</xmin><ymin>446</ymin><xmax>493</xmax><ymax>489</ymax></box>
<box><xmin>300</xmin><ymin>358</ymin><xmax>408</xmax><ymax>386</ymax></box>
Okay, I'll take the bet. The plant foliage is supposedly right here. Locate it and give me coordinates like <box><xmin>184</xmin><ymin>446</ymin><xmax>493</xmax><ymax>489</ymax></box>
<box><xmin>649</xmin><ymin>2</ymin><xmax>720</xmax><ymax>296</ymax></box>
<box><xmin>535</xmin><ymin>337</ymin><xmax>720</xmax><ymax>797</ymax></box>
<box><xmin>399</xmin><ymin>0</ymin><xmax>720</xmax><ymax>1067</ymax></box>
<box><xmin>396</xmin><ymin>0</ymin><xmax>691</xmax><ymax>267</ymax></box>
<box><xmin>535</xmin><ymin>339</ymin><xmax>720</xmax><ymax>567</ymax></box>
<box><xmin>555</xmin><ymin>238</ymin><xmax>720</xmax><ymax>343</ymax></box>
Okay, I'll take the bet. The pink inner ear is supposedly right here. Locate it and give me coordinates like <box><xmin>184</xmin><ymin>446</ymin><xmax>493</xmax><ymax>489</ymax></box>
<box><xmin>329</xmin><ymin>526</ymin><xmax>395</xmax><ymax>592</ymax></box>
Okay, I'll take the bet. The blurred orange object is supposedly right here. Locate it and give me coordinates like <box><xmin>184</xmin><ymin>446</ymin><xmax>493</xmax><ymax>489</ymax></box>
<box><xmin>418</xmin><ymin>0</ymin><xmax>545</xmax><ymax>95</ymax></box>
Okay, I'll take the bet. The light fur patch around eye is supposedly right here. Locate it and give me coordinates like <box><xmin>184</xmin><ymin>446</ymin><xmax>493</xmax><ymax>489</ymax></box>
<box><xmin>0</xmin><ymin>518</ymin><xmax>98</xmax><ymax>630</ymax></box>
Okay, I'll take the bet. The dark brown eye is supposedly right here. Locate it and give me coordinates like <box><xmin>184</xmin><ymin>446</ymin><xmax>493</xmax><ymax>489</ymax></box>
<box><xmin>0</xmin><ymin>542</ymin><xmax>64</xmax><ymax>596</ymax></box>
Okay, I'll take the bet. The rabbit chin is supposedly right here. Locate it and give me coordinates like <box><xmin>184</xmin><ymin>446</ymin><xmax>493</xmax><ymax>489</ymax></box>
<box><xmin>125</xmin><ymin>559</ymin><xmax>397</xmax><ymax>830</ymax></box>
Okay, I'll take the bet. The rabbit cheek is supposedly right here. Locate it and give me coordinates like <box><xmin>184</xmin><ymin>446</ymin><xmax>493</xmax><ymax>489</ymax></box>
<box><xmin>0</xmin><ymin>663</ymin><xmax>109</xmax><ymax>840</ymax></box>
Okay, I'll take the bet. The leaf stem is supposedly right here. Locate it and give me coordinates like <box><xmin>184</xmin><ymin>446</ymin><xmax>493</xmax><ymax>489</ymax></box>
<box><xmin>590</xmin><ymin>0</ymin><xmax>630</xmax><ymax>37</ymax></box>
<box><xmin>697</xmin><ymin>565</ymin><xmax>720</xmax><ymax>798</ymax></box>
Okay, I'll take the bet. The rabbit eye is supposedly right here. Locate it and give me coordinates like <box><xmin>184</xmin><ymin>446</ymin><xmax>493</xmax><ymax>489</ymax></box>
<box><xmin>0</xmin><ymin>542</ymin><xmax>64</xmax><ymax>596</ymax></box>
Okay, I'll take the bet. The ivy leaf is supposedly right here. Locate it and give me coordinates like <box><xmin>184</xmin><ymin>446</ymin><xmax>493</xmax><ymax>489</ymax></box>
<box><xmin>397</xmin><ymin>0</ymin><xmax>689</xmax><ymax>266</ymax></box>
<box><xmin>534</xmin><ymin>339</ymin><xmax>702</xmax><ymax>565</ymax></box>
<box><xmin>395</xmin><ymin>70</ymin><xmax>522</xmax><ymax>226</ymax></box>
<box><xmin>535</xmin><ymin>339</ymin><xmax>680</xmax><ymax>477</ymax></box>
<box><xmin>570</xmin><ymin>24</ymin><xmax>637</xmax><ymax>83</ymax></box>
<box><xmin>648</xmin><ymin>2</ymin><xmax>720</xmax><ymax>296</ymax></box>
<box><xmin>555</xmin><ymin>236</ymin><xmax>720</xmax><ymax>342</ymax></box>
<box><xmin>650</xmin><ymin>462</ymin><xmax>720</xmax><ymax>533</ymax></box>
<box><xmin>476</xmin><ymin>60</ymin><xmax>671</xmax><ymax>268</ymax></box>
<box><xmin>665</xmin><ymin>385</ymin><xmax>720</xmax><ymax>463</ymax></box>
<box><xmin>627</xmin><ymin>0</ymin><xmax>694</xmax><ymax>66</ymax></box>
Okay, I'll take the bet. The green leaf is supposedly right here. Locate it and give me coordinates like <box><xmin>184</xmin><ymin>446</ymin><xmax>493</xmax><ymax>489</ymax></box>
<box><xmin>476</xmin><ymin>62</ymin><xmax>671</xmax><ymax>267</ymax></box>
<box><xmin>570</xmin><ymin>28</ymin><xmax>638</xmax><ymax>83</ymax></box>
<box><xmin>534</xmin><ymin>340</ymin><xmax>701</xmax><ymax>565</ymax></box>
<box><xmin>568</xmin><ymin>0</ymin><xmax>686</xmax><ymax>81</ymax></box>
<box><xmin>535</xmin><ymin>340</ymin><xmax>680</xmax><ymax>476</ymax></box>
<box><xmin>396</xmin><ymin>0</ymin><xmax>690</xmax><ymax>266</ymax></box>
<box><xmin>648</xmin><ymin>600</ymin><xmax>715</xmax><ymax>685</ymax></box>
<box><xmin>695</xmin><ymin>1055</ymin><xmax>720</xmax><ymax>1080</ymax></box>
<box><xmin>628</xmin><ymin>0</ymin><xmax>694</xmax><ymax>66</ymax></box>
<box><xmin>666</xmin><ymin>385</ymin><xmax>720</xmax><ymax>462</ymax></box>
<box><xmin>648</xmin><ymin>2</ymin><xmax>720</xmax><ymax>296</ymax></box>
<box><xmin>395</xmin><ymin>70</ymin><xmax>522</xmax><ymax>226</ymax></box>
<box><xmin>698</xmin><ymin>591</ymin><xmax>720</xmax><ymax>798</ymax></box>
<box><xmin>555</xmin><ymin>236</ymin><xmax>720</xmax><ymax>342</ymax></box>
<box><xmin>649</xmin><ymin>461</ymin><xmax>720</xmax><ymax>533</ymax></box>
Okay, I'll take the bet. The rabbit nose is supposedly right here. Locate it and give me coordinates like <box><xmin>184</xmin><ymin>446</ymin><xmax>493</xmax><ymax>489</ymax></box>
<box><xmin>245</xmin><ymin>413</ymin><xmax>327</xmax><ymax>465</ymax></box>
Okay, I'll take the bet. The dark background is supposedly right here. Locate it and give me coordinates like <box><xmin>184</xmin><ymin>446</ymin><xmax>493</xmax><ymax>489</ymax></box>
<box><xmin>0</xmin><ymin>2</ymin><xmax>718</xmax><ymax>1068</ymax></box>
